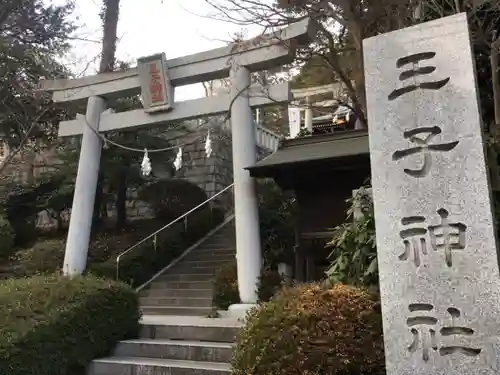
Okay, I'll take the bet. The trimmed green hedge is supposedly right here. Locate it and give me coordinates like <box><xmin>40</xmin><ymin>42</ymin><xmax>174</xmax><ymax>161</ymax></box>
<box><xmin>212</xmin><ymin>261</ymin><xmax>240</xmax><ymax>309</ymax></box>
<box><xmin>10</xmin><ymin>239</ymin><xmax>65</xmax><ymax>277</ymax></box>
<box><xmin>0</xmin><ymin>275</ymin><xmax>140</xmax><ymax>375</ymax></box>
<box><xmin>231</xmin><ymin>283</ymin><xmax>385</xmax><ymax>375</ymax></box>
<box><xmin>212</xmin><ymin>260</ymin><xmax>283</xmax><ymax>309</ymax></box>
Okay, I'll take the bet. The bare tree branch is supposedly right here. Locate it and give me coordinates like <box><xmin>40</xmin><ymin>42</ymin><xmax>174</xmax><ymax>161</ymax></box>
<box><xmin>0</xmin><ymin>107</ymin><xmax>50</xmax><ymax>176</ymax></box>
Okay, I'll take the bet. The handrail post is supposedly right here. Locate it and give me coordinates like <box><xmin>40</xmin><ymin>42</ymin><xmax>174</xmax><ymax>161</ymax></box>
<box><xmin>116</xmin><ymin>255</ymin><xmax>121</xmax><ymax>280</ymax></box>
<box><xmin>209</xmin><ymin>201</ymin><xmax>213</xmax><ymax>224</ymax></box>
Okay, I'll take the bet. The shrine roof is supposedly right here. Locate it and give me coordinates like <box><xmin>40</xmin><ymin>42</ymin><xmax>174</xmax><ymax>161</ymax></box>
<box><xmin>247</xmin><ymin>129</ymin><xmax>369</xmax><ymax>178</ymax></box>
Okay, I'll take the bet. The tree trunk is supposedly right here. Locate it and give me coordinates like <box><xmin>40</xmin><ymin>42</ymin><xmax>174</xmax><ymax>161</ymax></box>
<box><xmin>93</xmin><ymin>0</ymin><xmax>121</xmax><ymax>231</ymax></box>
<box><xmin>348</xmin><ymin>17</ymin><xmax>368</xmax><ymax>129</ymax></box>
<box><xmin>56</xmin><ymin>212</ymin><xmax>64</xmax><ymax>233</ymax></box>
<box><xmin>492</xmin><ymin>38</ymin><xmax>500</xmax><ymax>128</ymax></box>
<box><xmin>487</xmin><ymin>38</ymin><xmax>500</xmax><ymax>193</ymax></box>
<box><xmin>115</xmin><ymin>168</ymin><xmax>127</xmax><ymax>230</ymax></box>
<box><xmin>99</xmin><ymin>0</ymin><xmax>120</xmax><ymax>73</ymax></box>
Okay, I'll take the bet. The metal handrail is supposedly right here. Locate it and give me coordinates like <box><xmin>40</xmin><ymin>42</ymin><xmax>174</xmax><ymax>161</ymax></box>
<box><xmin>116</xmin><ymin>183</ymin><xmax>234</xmax><ymax>280</ymax></box>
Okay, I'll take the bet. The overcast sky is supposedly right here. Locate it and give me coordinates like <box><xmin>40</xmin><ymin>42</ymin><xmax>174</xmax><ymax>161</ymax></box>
<box><xmin>63</xmin><ymin>0</ymin><xmax>264</xmax><ymax>101</ymax></box>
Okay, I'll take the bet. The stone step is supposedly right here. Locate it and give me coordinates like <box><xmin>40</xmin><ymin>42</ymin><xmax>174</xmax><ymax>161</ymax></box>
<box><xmin>187</xmin><ymin>254</ymin><xmax>234</xmax><ymax>261</ymax></box>
<box><xmin>197</xmin><ymin>248</ymin><xmax>235</xmax><ymax>254</ymax></box>
<box><xmin>208</xmin><ymin>232</ymin><xmax>234</xmax><ymax>238</ymax></box>
<box><xmin>114</xmin><ymin>339</ymin><xmax>233</xmax><ymax>363</ymax></box>
<box><xmin>157</xmin><ymin>273</ymin><xmax>214</xmax><ymax>282</ymax></box>
<box><xmin>148</xmin><ymin>281</ymin><xmax>214</xmax><ymax>290</ymax></box>
<box><xmin>89</xmin><ymin>357</ymin><xmax>230</xmax><ymax>375</ymax></box>
<box><xmin>140</xmin><ymin>297</ymin><xmax>213</xmax><ymax>308</ymax></box>
<box><xmin>171</xmin><ymin>267</ymin><xmax>218</xmax><ymax>275</ymax></box>
<box><xmin>141</xmin><ymin>306</ymin><xmax>212</xmax><ymax>316</ymax></box>
<box><xmin>140</xmin><ymin>322</ymin><xmax>239</xmax><ymax>343</ymax></box>
<box><xmin>208</xmin><ymin>231</ymin><xmax>235</xmax><ymax>237</ymax></box>
<box><xmin>213</xmin><ymin>226</ymin><xmax>235</xmax><ymax>231</ymax></box>
<box><xmin>178</xmin><ymin>260</ymin><xmax>231</xmax><ymax>268</ymax></box>
<box><xmin>200</xmin><ymin>241</ymin><xmax>236</xmax><ymax>248</ymax></box>
<box><xmin>199</xmin><ymin>235</ymin><xmax>235</xmax><ymax>242</ymax></box>
<box><xmin>141</xmin><ymin>288</ymin><xmax>213</xmax><ymax>299</ymax></box>
<box><xmin>194</xmin><ymin>246</ymin><xmax>235</xmax><ymax>252</ymax></box>
<box><xmin>206</xmin><ymin>237</ymin><xmax>233</xmax><ymax>242</ymax></box>
<box><xmin>208</xmin><ymin>243</ymin><xmax>234</xmax><ymax>247</ymax></box>
<box><xmin>186</xmin><ymin>254</ymin><xmax>234</xmax><ymax>262</ymax></box>
<box><xmin>208</xmin><ymin>239</ymin><xmax>234</xmax><ymax>244</ymax></box>
<box><xmin>182</xmin><ymin>258</ymin><xmax>234</xmax><ymax>266</ymax></box>
<box><xmin>183</xmin><ymin>253</ymin><xmax>235</xmax><ymax>263</ymax></box>
<box><xmin>203</xmin><ymin>239</ymin><xmax>235</xmax><ymax>245</ymax></box>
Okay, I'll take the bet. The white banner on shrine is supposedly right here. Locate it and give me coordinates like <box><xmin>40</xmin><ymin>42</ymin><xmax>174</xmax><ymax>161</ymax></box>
<box><xmin>288</xmin><ymin>106</ymin><xmax>301</xmax><ymax>138</ymax></box>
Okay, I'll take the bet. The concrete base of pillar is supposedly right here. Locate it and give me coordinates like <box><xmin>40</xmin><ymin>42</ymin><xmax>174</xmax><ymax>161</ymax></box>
<box><xmin>228</xmin><ymin>303</ymin><xmax>257</xmax><ymax>320</ymax></box>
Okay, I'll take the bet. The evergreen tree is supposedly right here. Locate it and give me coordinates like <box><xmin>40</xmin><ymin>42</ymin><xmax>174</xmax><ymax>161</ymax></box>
<box><xmin>0</xmin><ymin>0</ymin><xmax>75</xmax><ymax>174</ymax></box>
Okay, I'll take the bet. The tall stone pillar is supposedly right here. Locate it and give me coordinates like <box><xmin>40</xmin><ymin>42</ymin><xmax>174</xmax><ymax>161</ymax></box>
<box><xmin>63</xmin><ymin>96</ymin><xmax>105</xmax><ymax>276</ymax></box>
<box><xmin>229</xmin><ymin>66</ymin><xmax>263</xmax><ymax>310</ymax></box>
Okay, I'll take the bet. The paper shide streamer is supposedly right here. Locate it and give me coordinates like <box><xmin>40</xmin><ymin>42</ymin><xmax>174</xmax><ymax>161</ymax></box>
<box><xmin>141</xmin><ymin>149</ymin><xmax>152</xmax><ymax>176</ymax></box>
<box><xmin>173</xmin><ymin>147</ymin><xmax>183</xmax><ymax>171</ymax></box>
<box><xmin>205</xmin><ymin>130</ymin><xmax>213</xmax><ymax>158</ymax></box>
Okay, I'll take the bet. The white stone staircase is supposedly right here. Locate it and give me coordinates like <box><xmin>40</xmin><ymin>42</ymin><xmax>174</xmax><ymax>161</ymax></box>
<box><xmin>87</xmin><ymin>219</ymin><xmax>241</xmax><ymax>375</ymax></box>
<box><xmin>139</xmin><ymin>218</ymin><xmax>236</xmax><ymax>316</ymax></box>
<box><xmin>88</xmin><ymin>315</ymin><xmax>241</xmax><ymax>375</ymax></box>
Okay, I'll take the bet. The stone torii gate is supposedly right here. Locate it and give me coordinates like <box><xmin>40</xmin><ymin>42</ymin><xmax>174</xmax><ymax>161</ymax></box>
<box><xmin>39</xmin><ymin>18</ymin><xmax>313</xmax><ymax>308</ymax></box>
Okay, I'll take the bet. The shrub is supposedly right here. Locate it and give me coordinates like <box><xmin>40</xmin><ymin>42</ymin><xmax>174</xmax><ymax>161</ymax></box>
<box><xmin>231</xmin><ymin>283</ymin><xmax>385</xmax><ymax>375</ymax></box>
<box><xmin>0</xmin><ymin>214</ymin><xmax>15</xmax><ymax>261</ymax></box>
<box><xmin>138</xmin><ymin>179</ymin><xmax>208</xmax><ymax>221</ymax></box>
<box><xmin>10</xmin><ymin>226</ymin><xmax>169</xmax><ymax>279</ymax></box>
<box><xmin>0</xmin><ymin>274</ymin><xmax>140</xmax><ymax>375</ymax></box>
<box><xmin>0</xmin><ymin>178</ymin><xmax>64</xmax><ymax>246</ymax></box>
<box><xmin>212</xmin><ymin>261</ymin><xmax>240</xmax><ymax>309</ymax></box>
<box><xmin>257</xmin><ymin>179</ymin><xmax>295</xmax><ymax>265</ymax></box>
<box><xmin>11</xmin><ymin>239</ymin><xmax>65</xmax><ymax>277</ymax></box>
<box><xmin>6</xmin><ymin>206</ymin><xmax>224</xmax><ymax>283</ymax></box>
<box><xmin>257</xmin><ymin>266</ymin><xmax>284</xmax><ymax>302</ymax></box>
<box><xmin>211</xmin><ymin>261</ymin><xmax>284</xmax><ymax>309</ymax></box>
<box><xmin>326</xmin><ymin>186</ymin><xmax>378</xmax><ymax>288</ymax></box>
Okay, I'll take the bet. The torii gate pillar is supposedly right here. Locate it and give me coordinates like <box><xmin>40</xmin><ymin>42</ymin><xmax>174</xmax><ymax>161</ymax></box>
<box><xmin>63</xmin><ymin>96</ymin><xmax>106</xmax><ymax>275</ymax></box>
<box><xmin>229</xmin><ymin>66</ymin><xmax>262</xmax><ymax>306</ymax></box>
